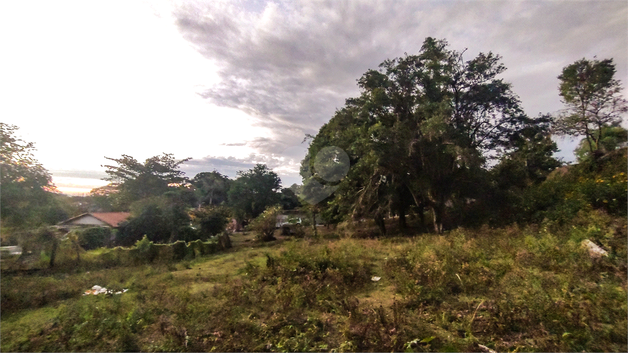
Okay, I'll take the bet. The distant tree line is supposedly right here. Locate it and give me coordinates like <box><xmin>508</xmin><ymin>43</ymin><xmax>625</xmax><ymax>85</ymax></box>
<box><xmin>88</xmin><ymin>155</ymin><xmax>300</xmax><ymax>246</ymax></box>
<box><xmin>0</xmin><ymin>127</ymin><xmax>300</xmax><ymax>246</ymax></box>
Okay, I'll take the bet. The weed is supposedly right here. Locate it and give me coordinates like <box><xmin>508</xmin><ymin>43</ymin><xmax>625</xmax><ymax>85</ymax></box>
<box><xmin>1</xmin><ymin>213</ymin><xmax>626</xmax><ymax>352</ymax></box>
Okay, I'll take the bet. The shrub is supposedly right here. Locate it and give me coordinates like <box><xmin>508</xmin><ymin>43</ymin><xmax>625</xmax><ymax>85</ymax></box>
<box><xmin>521</xmin><ymin>148</ymin><xmax>627</xmax><ymax>223</ymax></box>
<box><xmin>73</xmin><ymin>227</ymin><xmax>111</xmax><ymax>250</ymax></box>
<box><xmin>250</xmin><ymin>205</ymin><xmax>282</xmax><ymax>241</ymax></box>
<box><xmin>171</xmin><ymin>241</ymin><xmax>187</xmax><ymax>260</ymax></box>
<box><xmin>190</xmin><ymin>206</ymin><xmax>231</xmax><ymax>240</ymax></box>
<box><xmin>119</xmin><ymin>197</ymin><xmax>196</xmax><ymax>245</ymax></box>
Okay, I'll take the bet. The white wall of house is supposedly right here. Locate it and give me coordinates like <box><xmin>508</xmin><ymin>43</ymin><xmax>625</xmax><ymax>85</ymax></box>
<box><xmin>67</xmin><ymin>215</ymin><xmax>108</xmax><ymax>226</ymax></box>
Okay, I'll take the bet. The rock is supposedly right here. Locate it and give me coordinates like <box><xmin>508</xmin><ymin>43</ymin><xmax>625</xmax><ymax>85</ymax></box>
<box><xmin>581</xmin><ymin>239</ymin><xmax>608</xmax><ymax>258</ymax></box>
<box><xmin>478</xmin><ymin>344</ymin><xmax>497</xmax><ymax>353</ymax></box>
<box><xmin>83</xmin><ymin>285</ymin><xmax>128</xmax><ymax>296</ymax></box>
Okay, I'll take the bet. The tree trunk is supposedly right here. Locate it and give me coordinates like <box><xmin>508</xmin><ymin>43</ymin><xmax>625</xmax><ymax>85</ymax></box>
<box><xmin>418</xmin><ymin>204</ymin><xmax>426</xmax><ymax>232</ymax></box>
<box><xmin>432</xmin><ymin>203</ymin><xmax>444</xmax><ymax>234</ymax></box>
<box><xmin>374</xmin><ymin>214</ymin><xmax>387</xmax><ymax>236</ymax></box>
<box><xmin>49</xmin><ymin>239</ymin><xmax>58</xmax><ymax>269</ymax></box>
<box><xmin>406</xmin><ymin>187</ymin><xmax>426</xmax><ymax>233</ymax></box>
<box><xmin>397</xmin><ymin>193</ymin><xmax>407</xmax><ymax>231</ymax></box>
<box><xmin>169</xmin><ymin>230</ymin><xmax>178</xmax><ymax>243</ymax></box>
<box><xmin>311</xmin><ymin>210</ymin><xmax>318</xmax><ymax>237</ymax></box>
<box><xmin>75</xmin><ymin>242</ymin><xmax>81</xmax><ymax>264</ymax></box>
<box><xmin>399</xmin><ymin>212</ymin><xmax>407</xmax><ymax>230</ymax></box>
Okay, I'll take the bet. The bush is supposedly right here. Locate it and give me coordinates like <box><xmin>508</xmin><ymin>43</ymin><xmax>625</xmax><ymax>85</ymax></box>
<box><xmin>250</xmin><ymin>205</ymin><xmax>282</xmax><ymax>241</ymax></box>
<box><xmin>521</xmin><ymin>148</ymin><xmax>627</xmax><ymax>223</ymax></box>
<box><xmin>171</xmin><ymin>241</ymin><xmax>187</xmax><ymax>261</ymax></box>
<box><xmin>119</xmin><ymin>197</ymin><xmax>195</xmax><ymax>245</ymax></box>
<box><xmin>190</xmin><ymin>206</ymin><xmax>231</xmax><ymax>239</ymax></box>
<box><xmin>73</xmin><ymin>227</ymin><xmax>111</xmax><ymax>250</ymax></box>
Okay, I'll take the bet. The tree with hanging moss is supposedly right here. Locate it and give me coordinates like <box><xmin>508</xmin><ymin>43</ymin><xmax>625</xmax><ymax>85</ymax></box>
<box><xmin>301</xmin><ymin>37</ymin><xmax>533</xmax><ymax>233</ymax></box>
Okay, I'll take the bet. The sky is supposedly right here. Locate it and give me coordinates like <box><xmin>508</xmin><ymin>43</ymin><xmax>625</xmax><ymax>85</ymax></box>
<box><xmin>1</xmin><ymin>0</ymin><xmax>627</xmax><ymax>195</ymax></box>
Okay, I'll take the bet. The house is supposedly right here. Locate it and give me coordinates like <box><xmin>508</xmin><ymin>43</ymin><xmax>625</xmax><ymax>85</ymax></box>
<box><xmin>57</xmin><ymin>212</ymin><xmax>131</xmax><ymax>229</ymax></box>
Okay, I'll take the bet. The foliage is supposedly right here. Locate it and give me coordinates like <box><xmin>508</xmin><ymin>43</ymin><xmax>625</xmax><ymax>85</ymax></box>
<box><xmin>101</xmin><ymin>153</ymin><xmax>192</xmax><ymax>209</ymax></box>
<box><xmin>2</xmin><ymin>214</ymin><xmax>626</xmax><ymax>352</ymax></box>
<box><xmin>117</xmin><ymin>193</ymin><xmax>194</xmax><ymax>246</ymax></box>
<box><xmin>521</xmin><ymin>148</ymin><xmax>627</xmax><ymax>223</ymax></box>
<box><xmin>72</xmin><ymin>227</ymin><xmax>112</xmax><ymax>250</ymax></box>
<box><xmin>301</xmin><ymin>37</ymin><xmax>536</xmax><ymax>234</ymax></box>
<box><xmin>574</xmin><ymin>125</ymin><xmax>627</xmax><ymax>163</ymax></box>
<box><xmin>3</xmin><ymin>40</ymin><xmax>628</xmax><ymax>353</ymax></box>
<box><xmin>250</xmin><ymin>205</ymin><xmax>282</xmax><ymax>241</ymax></box>
<box><xmin>279</xmin><ymin>187</ymin><xmax>301</xmax><ymax>210</ymax></box>
<box><xmin>554</xmin><ymin>58</ymin><xmax>628</xmax><ymax>158</ymax></box>
<box><xmin>0</xmin><ymin>123</ymin><xmax>68</xmax><ymax>230</ymax></box>
<box><xmin>228</xmin><ymin>164</ymin><xmax>282</xmax><ymax>222</ymax></box>
<box><xmin>11</xmin><ymin>227</ymin><xmax>61</xmax><ymax>269</ymax></box>
<box><xmin>485</xmin><ymin>114</ymin><xmax>562</xmax><ymax>225</ymax></box>
<box><xmin>88</xmin><ymin>185</ymin><xmax>119</xmax><ymax>211</ymax></box>
<box><xmin>190</xmin><ymin>205</ymin><xmax>231</xmax><ymax>240</ymax></box>
<box><xmin>191</xmin><ymin>170</ymin><xmax>231</xmax><ymax>207</ymax></box>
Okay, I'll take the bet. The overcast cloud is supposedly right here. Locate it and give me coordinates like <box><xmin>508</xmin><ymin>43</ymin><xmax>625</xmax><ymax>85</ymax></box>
<box><xmin>2</xmin><ymin>0</ymin><xmax>626</xmax><ymax>195</ymax></box>
<box><xmin>174</xmin><ymin>0</ymin><xmax>627</xmax><ymax>165</ymax></box>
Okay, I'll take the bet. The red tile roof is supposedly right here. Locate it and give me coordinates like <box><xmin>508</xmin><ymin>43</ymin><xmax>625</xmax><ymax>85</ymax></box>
<box><xmin>59</xmin><ymin>212</ymin><xmax>131</xmax><ymax>227</ymax></box>
<box><xmin>90</xmin><ymin>212</ymin><xmax>131</xmax><ymax>227</ymax></box>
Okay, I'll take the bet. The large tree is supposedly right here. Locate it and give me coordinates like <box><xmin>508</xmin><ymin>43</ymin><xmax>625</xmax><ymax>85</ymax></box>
<box><xmin>102</xmin><ymin>153</ymin><xmax>191</xmax><ymax>209</ymax></box>
<box><xmin>0</xmin><ymin>123</ymin><xmax>67</xmax><ymax>230</ymax></box>
<box><xmin>228</xmin><ymin>164</ymin><xmax>281</xmax><ymax>223</ymax></box>
<box><xmin>302</xmin><ymin>38</ymin><xmax>533</xmax><ymax>233</ymax></box>
<box><xmin>555</xmin><ymin>58</ymin><xmax>628</xmax><ymax>159</ymax></box>
<box><xmin>489</xmin><ymin>114</ymin><xmax>561</xmax><ymax>224</ymax></box>
<box><xmin>191</xmin><ymin>171</ymin><xmax>231</xmax><ymax>207</ymax></box>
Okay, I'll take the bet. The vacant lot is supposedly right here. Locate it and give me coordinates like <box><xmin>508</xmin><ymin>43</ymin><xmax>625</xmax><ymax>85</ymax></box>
<box><xmin>2</xmin><ymin>211</ymin><xmax>626</xmax><ymax>352</ymax></box>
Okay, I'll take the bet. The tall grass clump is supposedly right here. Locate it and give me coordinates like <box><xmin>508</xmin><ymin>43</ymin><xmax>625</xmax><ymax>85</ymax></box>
<box><xmin>1</xmin><ymin>213</ymin><xmax>625</xmax><ymax>352</ymax></box>
<box><xmin>383</xmin><ymin>214</ymin><xmax>627</xmax><ymax>352</ymax></box>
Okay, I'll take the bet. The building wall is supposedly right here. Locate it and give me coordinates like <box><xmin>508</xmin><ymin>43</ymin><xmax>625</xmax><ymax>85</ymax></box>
<box><xmin>68</xmin><ymin>215</ymin><xmax>108</xmax><ymax>226</ymax></box>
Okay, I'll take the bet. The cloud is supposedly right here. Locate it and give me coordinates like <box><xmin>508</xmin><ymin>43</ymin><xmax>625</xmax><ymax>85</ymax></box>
<box><xmin>182</xmin><ymin>150</ymin><xmax>306</xmax><ymax>187</ymax></box>
<box><xmin>174</xmin><ymin>0</ymin><xmax>627</xmax><ymax>167</ymax></box>
<box><xmin>183</xmin><ymin>156</ymin><xmax>257</xmax><ymax>178</ymax></box>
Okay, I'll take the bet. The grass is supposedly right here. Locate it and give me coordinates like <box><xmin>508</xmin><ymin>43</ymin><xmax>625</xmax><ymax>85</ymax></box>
<box><xmin>1</xmin><ymin>211</ymin><xmax>626</xmax><ymax>352</ymax></box>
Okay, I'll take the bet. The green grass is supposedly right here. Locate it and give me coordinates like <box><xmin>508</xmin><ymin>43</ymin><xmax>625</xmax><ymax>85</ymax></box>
<box><xmin>2</xmin><ymin>212</ymin><xmax>626</xmax><ymax>352</ymax></box>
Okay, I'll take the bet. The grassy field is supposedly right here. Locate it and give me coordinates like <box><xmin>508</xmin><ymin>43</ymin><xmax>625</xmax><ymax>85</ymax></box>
<box><xmin>1</xmin><ymin>210</ymin><xmax>626</xmax><ymax>352</ymax></box>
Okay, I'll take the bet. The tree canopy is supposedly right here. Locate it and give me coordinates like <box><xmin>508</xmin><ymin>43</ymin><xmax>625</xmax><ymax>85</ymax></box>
<box><xmin>191</xmin><ymin>171</ymin><xmax>231</xmax><ymax>207</ymax></box>
<box><xmin>555</xmin><ymin>58</ymin><xmax>628</xmax><ymax>158</ymax></box>
<box><xmin>301</xmin><ymin>37</ymin><xmax>545</xmax><ymax>233</ymax></box>
<box><xmin>574</xmin><ymin>125</ymin><xmax>628</xmax><ymax>163</ymax></box>
<box><xmin>102</xmin><ymin>153</ymin><xmax>192</xmax><ymax>209</ymax></box>
<box><xmin>0</xmin><ymin>123</ymin><xmax>67</xmax><ymax>229</ymax></box>
<box><xmin>228</xmin><ymin>164</ymin><xmax>282</xmax><ymax>222</ymax></box>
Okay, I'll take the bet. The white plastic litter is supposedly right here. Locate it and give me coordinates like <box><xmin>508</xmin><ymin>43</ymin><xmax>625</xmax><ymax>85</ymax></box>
<box><xmin>371</xmin><ymin>276</ymin><xmax>381</xmax><ymax>282</ymax></box>
<box><xmin>83</xmin><ymin>285</ymin><xmax>128</xmax><ymax>296</ymax></box>
<box><xmin>582</xmin><ymin>239</ymin><xmax>608</xmax><ymax>258</ymax></box>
